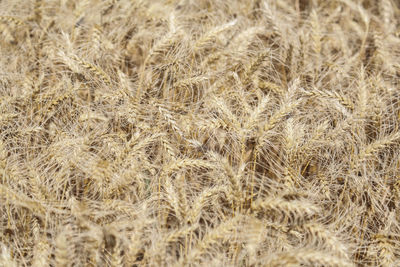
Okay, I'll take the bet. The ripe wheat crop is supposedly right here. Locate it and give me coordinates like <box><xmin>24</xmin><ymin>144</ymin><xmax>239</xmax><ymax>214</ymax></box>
<box><xmin>0</xmin><ymin>0</ymin><xmax>400</xmax><ymax>266</ymax></box>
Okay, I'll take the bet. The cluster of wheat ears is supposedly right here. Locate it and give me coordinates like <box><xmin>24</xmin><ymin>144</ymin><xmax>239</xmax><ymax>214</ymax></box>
<box><xmin>0</xmin><ymin>0</ymin><xmax>399</xmax><ymax>266</ymax></box>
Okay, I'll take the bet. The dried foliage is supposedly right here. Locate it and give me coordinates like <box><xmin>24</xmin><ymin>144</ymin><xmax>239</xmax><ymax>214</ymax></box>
<box><xmin>0</xmin><ymin>0</ymin><xmax>400</xmax><ymax>266</ymax></box>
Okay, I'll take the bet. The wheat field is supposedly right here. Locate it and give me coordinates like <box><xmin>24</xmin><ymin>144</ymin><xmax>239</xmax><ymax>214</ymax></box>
<box><xmin>0</xmin><ymin>0</ymin><xmax>399</xmax><ymax>266</ymax></box>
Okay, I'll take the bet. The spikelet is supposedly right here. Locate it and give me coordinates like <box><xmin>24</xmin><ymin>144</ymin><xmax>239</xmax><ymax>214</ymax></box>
<box><xmin>161</xmin><ymin>136</ymin><xmax>177</xmax><ymax>160</ymax></box>
<box><xmin>210</xmin><ymin>153</ymin><xmax>243</xmax><ymax>207</ymax></box>
<box><xmin>186</xmin><ymin>216</ymin><xmax>241</xmax><ymax>263</ymax></box>
<box><xmin>262</xmin><ymin>2</ymin><xmax>281</xmax><ymax>37</ymax></box>
<box><xmin>210</xmin><ymin>95</ymin><xmax>241</xmax><ymax>130</ymax></box>
<box><xmin>282</xmin><ymin>117</ymin><xmax>298</xmax><ymax>187</ymax></box>
<box><xmin>0</xmin><ymin>141</ymin><xmax>6</xmax><ymax>169</ymax></box>
<box><xmin>175</xmin><ymin>173</ymin><xmax>188</xmax><ymax>218</ymax></box>
<box><xmin>356</xmin><ymin>67</ymin><xmax>368</xmax><ymax>119</ymax></box>
<box><xmin>32</xmin><ymin>236</ymin><xmax>50</xmax><ymax>266</ymax></box>
<box><xmin>145</xmin><ymin>17</ymin><xmax>181</xmax><ymax>63</ymax></box>
<box><xmin>92</xmin><ymin>24</ymin><xmax>103</xmax><ymax>52</ymax></box>
<box><xmin>245</xmin><ymin>94</ymin><xmax>270</xmax><ymax>129</ymax></box>
<box><xmin>374</xmin><ymin>234</ymin><xmax>395</xmax><ymax>267</ymax></box>
<box><xmin>194</xmin><ymin>19</ymin><xmax>237</xmax><ymax>51</ymax></box>
<box><xmin>293</xmin><ymin>223</ymin><xmax>349</xmax><ymax>259</ymax></box>
<box><xmin>157</xmin><ymin>104</ymin><xmax>184</xmax><ymax>137</ymax></box>
<box><xmin>0</xmin><ymin>113</ymin><xmax>18</xmax><ymax>124</ymax></box>
<box><xmin>187</xmin><ymin>186</ymin><xmax>226</xmax><ymax>224</ymax></box>
<box><xmin>263</xmin><ymin>249</ymin><xmax>354</xmax><ymax>267</ymax></box>
<box><xmin>358</xmin><ymin>132</ymin><xmax>400</xmax><ymax>161</ymax></box>
<box><xmin>263</xmin><ymin>100</ymin><xmax>300</xmax><ymax>132</ymax></box>
<box><xmin>166</xmin><ymin>225</ymin><xmax>197</xmax><ymax>248</ymax></box>
<box><xmin>228</xmin><ymin>26</ymin><xmax>265</xmax><ymax>52</ymax></box>
<box><xmin>41</xmin><ymin>90</ymin><xmax>73</xmax><ymax>117</ymax></box>
<box><xmin>34</xmin><ymin>0</ymin><xmax>42</xmax><ymax>23</ymax></box>
<box><xmin>257</xmin><ymin>80</ymin><xmax>285</xmax><ymax>96</ymax></box>
<box><xmin>102</xmin><ymin>0</ymin><xmax>117</xmax><ymax>16</ymax></box>
<box><xmin>243</xmin><ymin>50</ymin><xmax>270</xmax><ymax>85</ymax></box>
<box><xmin>71</xmin><ymin>55</ymin><xmax>112</xmax><ymax>86</ymax></box>
<box><xmin>0</xmin><ymin>245</ymin><xmax>18</xmax><ymax>267</ymax></box>
<box><xmin>0</xmin><ymin>16</ymin><xmax>25</xmax><ymax>26</ymax></box>
<box><xmin>54</xmin><ymin>228</ymin><xmax>75</xmax><ymax>267</ymax></box>
<box><xmin>79</xmin><ymin>110</ymin><xmax>108</xmax><ymax>122</ymax></box>
<box><xmin>166</xmin><ymin>158</ymin><xmax>214</xmax><ymax>175</ymax></box>
<box><xmin>0</xmin><ymin>23</ymin><xmax>16</xmax><ymax>44</ymax></box>
<box><xmin>393</xmin><ymin>180</ymin><xmax>400</xmax><ymax>202</ymax></box>
<box><xmin>0</xmin><ymin>184</ymin><xmax>46</xmax><ymax>216</ymax></box>
<box><xmin>380</xmin><ymin>0</ymin><xmax>394</xmax><ymax>33</ymax></box>
<box><xmin>251</xmin><ymin>196</ymin><xmax>319</xmax><ymax>222</ymax></box>
<box><xmin>164</xmin><ymin>176</ymin><xmax>185</xmax><ymax>221</ymax></box>
<box><xmin>111</xmin><ymin>238</ymin><xmax>125</xmax><ymax>267</ymax></box>
<box><xmin>310</xmin><ymin>9</ymin><xmax>321</xmax><ymax>55</ymax></box>
<box><xmin>304</xmin><ymin>87</ymin><xmax>354</xmax><ymax>111</ymax></box>
<box><xmin>174</xmin><ymin>75</ymin><xmax>209</xmax><ymax>89</ymax></box>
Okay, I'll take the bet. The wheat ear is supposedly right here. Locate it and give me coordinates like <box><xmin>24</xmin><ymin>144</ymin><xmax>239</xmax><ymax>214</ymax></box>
<box><xmin>263</xmin><ymin>249</ymin><xmax>355</xmax><ymax>267</ymax></box>
<box><xmin>374</xmin><ymin>234</ymin><xmax>396</xmax><ymax>267</ymax></box>
<box><xmin>71</xmin><ymin>55</ymin><xmax>112</xmax><ymax>86</ymax></box>
<box><xmin>194</xmin><ymin>19</ymin><xmax>237</xmax><ymax>51</ymax></box>
<box><xmin>358</xmin><ymin>132</ymin><xmax>400</xmax><ymax>161</ymax></box>
<box><xmin>251</xmin><ymin>196</ymin><xmax>320</xmax><ymax>222</ymax></box>
<box><xmin>304</xmin><ymin>87</ymin><xmax>354</xmax><ymax>111</ymax></box>
<box><xmin>293</xmin><ymin>223</ymin><xmax>350</xmax><ymax>259</ymax></box>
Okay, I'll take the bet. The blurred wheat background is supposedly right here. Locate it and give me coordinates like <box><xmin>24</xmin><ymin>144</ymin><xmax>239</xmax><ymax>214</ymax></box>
<box><xmin>0</xmin><ymin>0</ymin><xmax>400</xmax><ymax>266</ymax></box>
